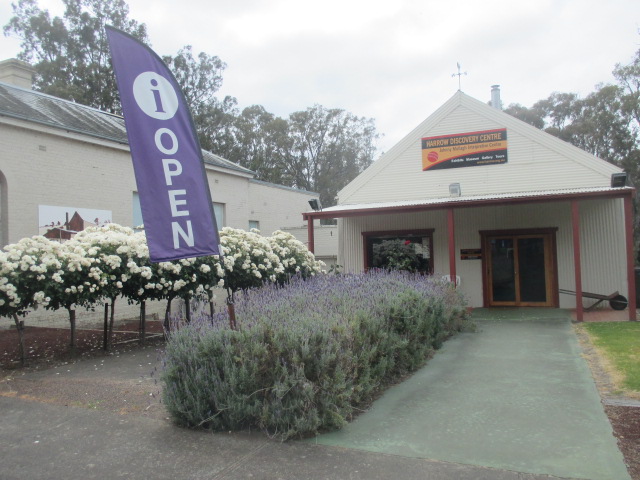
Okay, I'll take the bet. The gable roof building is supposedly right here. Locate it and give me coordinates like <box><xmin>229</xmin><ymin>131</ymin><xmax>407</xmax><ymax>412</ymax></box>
<box><xmin>304</xmin><ymin>90</ymin><xmax>636</xmax><ymax>320</ymax></box>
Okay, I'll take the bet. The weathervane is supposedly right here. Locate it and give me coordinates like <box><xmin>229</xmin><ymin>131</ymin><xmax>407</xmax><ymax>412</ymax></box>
<box><xmin>452</xmin><ymin>62</ymin><xmax>467</xmax><ymax>91</ymax></box>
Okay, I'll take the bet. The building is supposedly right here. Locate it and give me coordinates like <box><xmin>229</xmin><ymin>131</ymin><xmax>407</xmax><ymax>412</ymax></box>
<box><xmin>0</xmin><ymin>58</ymin><xmax>330</xmax><ymax>323</ymax></box>
<box><xmin>304</xmin><ymin>89</ymin><xmax>636</xmax><ymax>321</ymax></box>
<box><xmin>281</xmin><ymin>224</ymin><xmax>338</xmax><ymax>269</ymax></box>
<box><xmin>0</xmin><ymin>59</ymin><xmax>320</xmax><ymax>245</ymax></box>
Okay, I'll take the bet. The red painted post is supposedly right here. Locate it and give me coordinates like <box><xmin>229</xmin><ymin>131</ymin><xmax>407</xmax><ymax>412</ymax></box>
<box><xmin>447</xmin><ymin>208</ymin><xmax>456</xmax><ymax>285</ymax></box>
<box><xmin>571</xmin><ymin>200</ymin><xmax>583</xmax><ymax>322</ymax></box>
<box><xmin>307</xmin><ymin>215</ymin><xmax>315</xmax><ymax>254</ymax></box>
<box><xmin>624</xmin><ymin>195</ymin><xmax>637</xmax><ymax>320</ymax></box>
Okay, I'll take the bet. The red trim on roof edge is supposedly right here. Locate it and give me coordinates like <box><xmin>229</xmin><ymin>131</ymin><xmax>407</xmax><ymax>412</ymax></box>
<box><xmin>302</xmin><ymin>188</ymin><xmax>635</xmax><ymax>221</ymax></box>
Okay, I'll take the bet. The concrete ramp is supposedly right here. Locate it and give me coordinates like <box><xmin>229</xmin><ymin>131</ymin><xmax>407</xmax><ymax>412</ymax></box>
<box><xmin>313</xmin><ymin>309</ymin><xmax>630</xmax><ymax>480</ymax></box>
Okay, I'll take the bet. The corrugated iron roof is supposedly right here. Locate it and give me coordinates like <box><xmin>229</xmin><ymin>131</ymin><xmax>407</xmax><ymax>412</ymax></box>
<box><xmin>0</xmin><ymin>82</ymin><xmax>128</xmax><ymax>143</ymax></box>
<box><xmin>250</xmin><ymin>178</ymin><xmax>318</xmax><ymax>196</ymax></box>
<box><xmin>0</xmin><ymin>81</ymin><xmax>255</xmax><ymax>176</ymax></box>
<box><xmin>309</xmin><ymin>186</ymin><xmax>634</xmax><ymax>216</ymax></box>
<box><xmin>201</xmin><ymin>150</ymin><xmax>254</xmax><ymax>175</ymax></box>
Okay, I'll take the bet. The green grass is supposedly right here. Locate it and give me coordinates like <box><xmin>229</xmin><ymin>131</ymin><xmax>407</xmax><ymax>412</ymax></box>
<box><xmin>583</xmin><ymin>322</ymin><xmax>640</xmax><ymax>393</ymax></box>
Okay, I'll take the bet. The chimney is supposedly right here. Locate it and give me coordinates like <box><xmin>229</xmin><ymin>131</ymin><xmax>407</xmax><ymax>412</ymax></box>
<box><xmin>490</xmin><ymin>85</ymin><xmax>502</xmax><ymax>110</ymax></box>
<box><xmin>0</xmin><ymin>58</ymin><xmax>35</xmax><ymax>89</ymax></box>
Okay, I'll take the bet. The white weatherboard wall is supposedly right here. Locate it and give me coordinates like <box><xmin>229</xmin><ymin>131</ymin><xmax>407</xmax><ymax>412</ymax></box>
<box><xmin>338</xmin><ymin>198</ymin><xmax>627</xmax><ymax>309</ymax></box>
<box><xmin>339</xmin><ymin>93</ymin><xmax>620</xmax><ymax>205</ymax></box>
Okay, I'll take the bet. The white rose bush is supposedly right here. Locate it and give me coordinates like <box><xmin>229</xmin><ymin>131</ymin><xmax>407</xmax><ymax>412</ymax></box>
<box><xmin>268</xmin><ymin>230</ymin><xmax>324</xmax><ymax>284</ymax></box>
<box><xmin>0</xmin><ymin>236</ymin><xmax>61</xmax><ymax>364</ymax></box>
<box><xmin>0</xmin><ymin>223</ymin><xmax>326</xmax><ymax>361</ymax></box>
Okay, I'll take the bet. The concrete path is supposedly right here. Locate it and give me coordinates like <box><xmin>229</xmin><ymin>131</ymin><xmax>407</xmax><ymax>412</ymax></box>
<box><xmin>0</xmin><ymin>392</ymin><xmax>569</xmax><ymax>480</ymax></box>
<box><xmin>0</xmin><ymin>343</ymin><xmax>565</xmax><ymax>480</ymax></box>
<box><xmin>314</xmin><ymin>308</ymin><xmax>630</xmax><ymax>480</ymax></box>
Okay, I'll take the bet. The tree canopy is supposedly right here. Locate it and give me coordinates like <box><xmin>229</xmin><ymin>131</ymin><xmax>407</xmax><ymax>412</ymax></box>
<box><xmin>3</xmin><ymin>0</ymin><xmax>380</xmax><ymax>207</ymax></box>
<box><xmin>504</xmin><ymin>46</ymin><xmax>640</xmax><ymax>186</ymax></box>
<box><xmin>4</xmin><ymin>0</ymin><xmax>148</xmax><ymax>113</ymax></box>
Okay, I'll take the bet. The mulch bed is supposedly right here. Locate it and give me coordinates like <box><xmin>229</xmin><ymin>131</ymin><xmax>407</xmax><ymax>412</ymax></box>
<box><xmin>0</xmin><ymin>320</ymin><xmax>165</xmax><ymax>371</ymax></box>
<box><xmin>606</xmin><ymin>405</ymin><xmax>640</xmax><ymax>480</ymax></box>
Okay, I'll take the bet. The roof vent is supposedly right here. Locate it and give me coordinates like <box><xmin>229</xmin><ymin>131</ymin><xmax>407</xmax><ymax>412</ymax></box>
<box><xmin>490</xmin><ymin>85</ymin><xmax>502</xmax><ymax>110</ymax></box>
<box><xmin>0</xmin><ymin>58</ymin><xmax>35</xmax><ymax>89</ymax></box>
<box><xmin>611</xmin><ymin>172</ymin><xmax>627</xmax><ymax>188</ymax></box>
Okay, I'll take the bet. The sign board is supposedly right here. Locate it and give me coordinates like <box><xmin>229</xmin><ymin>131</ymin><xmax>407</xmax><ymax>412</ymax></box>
<box><xmin>461</xmin><ymin>248</ymin><xmax>482</xmax><ymax>260</ymax></box>
<box><xmin>422</xmin><ymin>128</ymin><xmax>507</xmax><ymax>171</ymax></box>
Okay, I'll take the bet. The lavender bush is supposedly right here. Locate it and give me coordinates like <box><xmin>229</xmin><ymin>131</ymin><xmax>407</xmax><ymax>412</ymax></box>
<box><xmin>161</xmin><ymin>270</ymin><xmax>468</xmax><ymax>439</ymax></box>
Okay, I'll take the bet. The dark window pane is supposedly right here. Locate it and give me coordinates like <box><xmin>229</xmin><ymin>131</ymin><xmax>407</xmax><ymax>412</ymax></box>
<box><xmin>491</xmin><ymin>238</ymin><xmax>515</xmax><ymax>301</ymax></box>
<box><xmin>518</xmin><ymin>237</ymin><xmax>547</xmax><ymax>302</ymax></box>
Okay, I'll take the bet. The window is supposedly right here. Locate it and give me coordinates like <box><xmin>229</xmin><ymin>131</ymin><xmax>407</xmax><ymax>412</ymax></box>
<box><xmin>249</xmin><ymin>220</ymin><xmax>260</xmax><ymax>231</ymax></box>
<box><xmin>363</xmin><ymin>229</ymin><xmax>434</xmax><ymax>274</ymax></box>
<box><xmin>132</xmin><ymin>192</ymin><xmax>143</xmax><ymax>229</ymax></box>
<box><xmin>213</xmin><ymin>202</ymin><xmax>225</xmax><ymax>229</ymax></box>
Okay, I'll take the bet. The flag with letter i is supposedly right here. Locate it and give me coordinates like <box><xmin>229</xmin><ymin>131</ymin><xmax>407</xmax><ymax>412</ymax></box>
<box><xmin>106</xmin><ymin>26</ymin><xmax>220</xmax><ymax>262</ymax></box>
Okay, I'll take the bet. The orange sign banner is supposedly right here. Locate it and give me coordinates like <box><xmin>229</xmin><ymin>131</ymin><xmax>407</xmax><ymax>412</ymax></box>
<box><xmin>422</xmin><ymin>128</ymin><xmax>507</xmax><ymax>171</ymax></box>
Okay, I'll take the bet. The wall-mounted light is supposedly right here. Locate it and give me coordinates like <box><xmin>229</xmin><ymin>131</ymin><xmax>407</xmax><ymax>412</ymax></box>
<box><xmin>308</xmin><ymin>199</ymin><xmax>322</xmax><ymax>211</ymax></box>
<box><xmin>611</xmin><ymin>173</ymin><xmax>627</xmax><ymax>188</ymax></box>
<box><xmin>449</xmin><ymin>183</ymin><xmax>461</xmax><ymax>197</ymax></box>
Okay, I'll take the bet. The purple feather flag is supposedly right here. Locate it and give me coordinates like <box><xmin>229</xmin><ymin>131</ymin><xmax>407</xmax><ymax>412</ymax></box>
<box><xmin>106</xmin><ymin>26</ymin><xmax>220</xmax><ymax>262</ymax></box>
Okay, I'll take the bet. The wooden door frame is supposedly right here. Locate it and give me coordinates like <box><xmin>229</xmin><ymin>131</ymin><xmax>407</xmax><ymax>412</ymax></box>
<box><xmin>480</xmin><ymin>228</ymin><xmax>559</xmax><ymax>308</ymax></box>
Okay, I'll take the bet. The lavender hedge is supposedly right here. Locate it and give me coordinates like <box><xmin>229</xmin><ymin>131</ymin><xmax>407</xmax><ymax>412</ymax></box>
<box><xmin>161</xmin><ymin>270</ymin><xmax>468</xmax><ymax>439</ymax></box>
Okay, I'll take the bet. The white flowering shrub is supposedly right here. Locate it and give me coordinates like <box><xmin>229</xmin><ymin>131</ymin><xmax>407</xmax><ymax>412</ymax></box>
<box><xmin>0</xmin><ymin>236</ymin><xmax>59</xmax><ymax>317</ymax></box>
<box><xmin>42</xmin><ymin>237</ymin><xmax>98</xmax><ymax>313</ymax></box>
<box><xmin>116</xmin><ymin>231</ymin><xmax>163</xmax><ymax>305</ymax></box>
<box><xmin>0</xmin><ymin>251</ymin><xmax>22</xmax><ymax>317</ymax></box>
<box><xmin>71</xmin><ymin>224</ymin><xmax>137</xmax><ymax>304</ymax></box>
<box><xmin>216</xmin><ymin>227</ymin><xmax>284</xmax><ymax>300</ymax></box>
<box><xmin>154</xmin><ymin>256</ymin><xmax>212</xmax><ymax>307</ymax></box>
<box><xmin>191</xmin><ymin>255</ymin><xmax>222</xmax><ymax>308</ymax></box>
<box><xmin>1</xmin><ymin>224</ymin><xmax>324</xmax><ymax>331</ymax></box>
<box><xmin>268</xmin><ymin>230</ymin><xmax>325</xmax><ymax>284</ymax></box>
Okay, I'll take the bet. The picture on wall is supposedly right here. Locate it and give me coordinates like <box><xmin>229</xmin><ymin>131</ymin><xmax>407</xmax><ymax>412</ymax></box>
<box><xmin>38</xmin><ymin>205</ymin><xmax>112</xmax><ymax>242</ymax></box>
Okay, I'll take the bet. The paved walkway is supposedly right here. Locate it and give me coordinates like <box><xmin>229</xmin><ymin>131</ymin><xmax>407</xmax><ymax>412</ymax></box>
<box><xmin>314</xmin><ymin>308</ymin><xmax>630</xmax><ymax>480</ymax></box>
<box><xmin>0</xmin><ymin>309</ymin><xmax>630</xmax><ymax>479</ymax></box>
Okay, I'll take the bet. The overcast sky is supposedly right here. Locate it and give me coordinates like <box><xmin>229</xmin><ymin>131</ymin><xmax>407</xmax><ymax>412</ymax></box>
<box><xmin>1</xmin><ymin>0</ymin><xmax>639</xmax><ymax>154</ymax></box>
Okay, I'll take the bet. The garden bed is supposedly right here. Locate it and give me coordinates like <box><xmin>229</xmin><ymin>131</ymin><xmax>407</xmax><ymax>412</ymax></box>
<box><xmin>0</xmin><ymin>319</ymin><xmax>164</xmax><ymax>372</ymax></box>
<box><xmin>162</xmin><ymin>271</ymin><xmax>469</xmax><ymax>439</ymax></box>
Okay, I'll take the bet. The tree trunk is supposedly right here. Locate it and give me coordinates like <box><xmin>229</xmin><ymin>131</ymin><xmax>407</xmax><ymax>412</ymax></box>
<box><xmin>12</xmin><ymin>314</ymin><xmax>26</xmax><ymax>366</ymax></box>
<box><xmin>103</xmin><ymin>303</ymin><xmax>109</xmax><ymax>351</ymax></box>
<box><xmin>107</xmin><ymin>298</ymin><xmax>116</xmax><ymax>350</ymax></box>
<box><xmin>226</xmin><ymin>288</ymin><xmax>237</xmax><ymax>330</ymax></box>
<box><xmin>68</xmin><ymin>308</ymin><xmax>76</xmax><ymax>352</ymax></box>
<box><xmin>164</xmin><ymin>298</ymin><xmax>172</xmax><ymax>334</ymax></box>
<box><xmin>184</xmin><ymin>296</ymin><xmax>191</xmax><ymax>323</ymax></box>
<box><xmin>227</xmin><ymin>299</ymin><xmax>236</xmax><ymax>330</ymax></box>
<box><xmin>139</xmin><ymin>300</ymin><xmax>146</xmax><ymax>345</ymax></box>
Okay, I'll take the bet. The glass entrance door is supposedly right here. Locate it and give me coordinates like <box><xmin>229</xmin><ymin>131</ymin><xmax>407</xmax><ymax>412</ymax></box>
<box><xmin>486</xmin><ymin>233</ymin><xmax>555</xmax><ymax>307</ymax></box>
